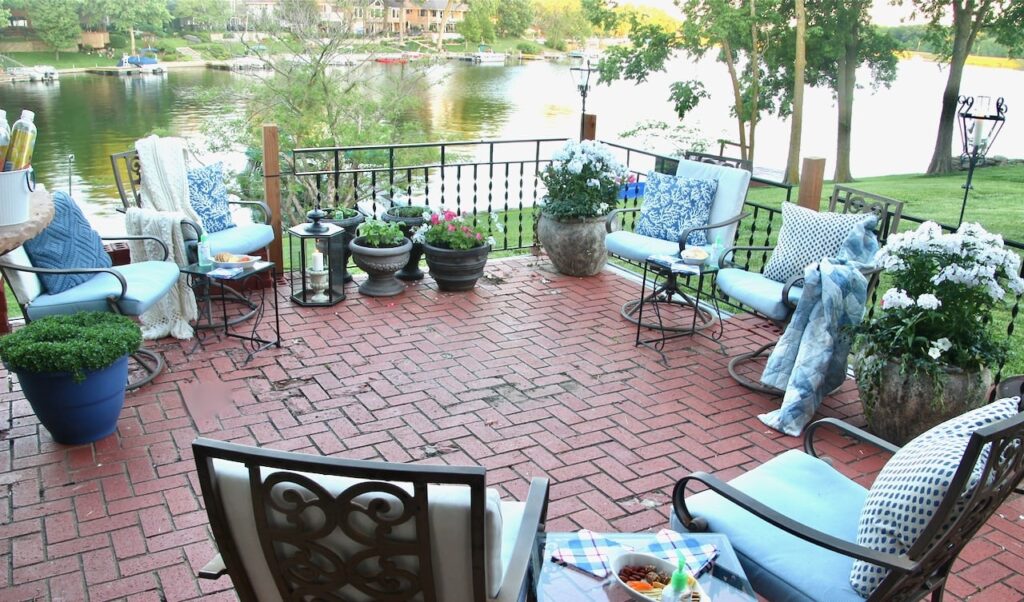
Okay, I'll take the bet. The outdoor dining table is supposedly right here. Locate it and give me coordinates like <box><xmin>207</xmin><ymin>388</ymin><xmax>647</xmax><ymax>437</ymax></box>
<box><xmin>0</xmin><ymin>188</ymin><xmax>55</xmax><ymax>333</ymax></box>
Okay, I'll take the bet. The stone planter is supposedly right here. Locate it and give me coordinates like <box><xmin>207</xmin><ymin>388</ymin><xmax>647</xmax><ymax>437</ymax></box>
<box><xmin>382</xmin><ymin>207</ymin><xmax>428</xmax><ymax>281</ymax></box>
<box><xmin>537</xmin><ymin>213</ymin><xmax>607</xmax><ymax>277</ymax></box>
<box><xmin>321</xmin><ymin>211</ymin><xmax>365</xmax><ymax>284</ymax></box>
<box><xmin>349</xmin><ymin>237</ymin><xmax>412</xmax><ymax>297</ymax></box>
<box><xmin>857</xmin><ymin>360</ymin><xmax>993</xmax><ymax>445</ymax></box>
<box><xmin>424</xmin><ymin>242</ymin><xmax>490</xmax><ymax>291</ymax></box>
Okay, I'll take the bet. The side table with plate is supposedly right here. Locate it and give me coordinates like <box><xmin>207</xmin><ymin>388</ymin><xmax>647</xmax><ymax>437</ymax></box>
<box><xmin>635</xmin><ymin>252</ymin><xmax>725</xmax><ymax>359</ymax></box>
<box><xmin>534</xmin><ymin>531</ymin><xmax>756</xmax><ymax>602</ymax></box>
<box><xmin>181</xmin><ymin>260</ymin><xmax>281</xmax><ymax>363</ymax></box>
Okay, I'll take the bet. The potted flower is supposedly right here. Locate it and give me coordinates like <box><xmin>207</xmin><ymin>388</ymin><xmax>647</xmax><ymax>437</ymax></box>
<box><xmin>538</xmin><ymin>140</ymin><xmax>628</xmax><ymax>276</ymax></box>
<box><xmin>349</xmin><ymin>219</ymin><xmax>412</xmax><ymax>297</ymax></box>
<box><xmin>0</xmin><ymin>312</ymin><xmax>142</xmax><ymax>445</ymax></box>
<box><xmin>414</xmin><ymin>210</ymin><xmax>499</xmax><ymax>291</ymax></box>
<box><xmin>382</xmin><ymin>204</ymin><xmax>432</xmax><ymax>281</ymax></box>
<box><xmin>322</xmin><ymin>206</ymin><xmax>366</xmax><ymax>283</ymax></box>
<box><xmin>852</xmin><ymin>221</ymin><xmax>1024</xmax><ymax>445</ymax></box>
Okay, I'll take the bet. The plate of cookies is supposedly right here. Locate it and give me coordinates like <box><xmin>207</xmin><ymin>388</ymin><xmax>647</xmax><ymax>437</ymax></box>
<box><xmin>213</xmin><ymin>253</ymin><xmax>260</xmax><ymax>269</ymax></box>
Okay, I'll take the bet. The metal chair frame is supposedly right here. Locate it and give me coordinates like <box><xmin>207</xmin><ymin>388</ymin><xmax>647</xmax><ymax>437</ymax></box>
<box><xmin>673</xmin><ymin>410</ymin><xmax>1024</xmax><ymax>601</ymax></box>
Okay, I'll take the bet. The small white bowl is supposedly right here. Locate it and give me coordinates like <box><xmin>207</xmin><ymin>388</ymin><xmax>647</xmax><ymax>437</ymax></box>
<box><xmin>610</xmin><ymin>552</ymin><xmax>681</xmax><ymax>601</ymax></box>
<box><xmin>680</xmin><ymin>249</ymin><xmax>710</xmax><ymax>265</ymax></box>
<box><xmin>213</xmin><ymin>255</ymin><xmax>259</xmax><ymax>269</ymax></box>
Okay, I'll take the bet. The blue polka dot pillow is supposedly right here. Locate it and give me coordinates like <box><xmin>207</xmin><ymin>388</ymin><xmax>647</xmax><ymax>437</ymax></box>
<box><xmin>634</xmin><ymin>171</ymin><xmax>718</xmax><ymax>247</ymax></box>
<box><xmin>187</xmin><ymin>162</ymin><xmax>235</xmax><ymax>234</ymax></box>
<box><xmin>849</xmin><ymin>397</ymin><xmax>1021</xmax><ymax>597</ymax></box>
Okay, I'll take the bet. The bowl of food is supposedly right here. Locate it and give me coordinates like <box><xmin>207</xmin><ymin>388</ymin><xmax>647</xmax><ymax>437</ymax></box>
<box><xmin>610</xmin><ymin>552</ymin><xmax>705</xmax><ymax>601</ymax></box>
<box><xmin>680</xmin><ymin>247</ymin><xmax>710</xmax><ymax>265</ymax></box>
<box><xmin>213</xmin><ymin>253</ymin><xmax>259</xmax><ymax>269</ymax></box>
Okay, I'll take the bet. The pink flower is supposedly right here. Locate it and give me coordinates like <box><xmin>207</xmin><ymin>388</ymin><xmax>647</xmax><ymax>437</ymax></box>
<box><xmin>462</xmin><ymin>226</ymin><xmax>471</xmax><ymax>233</ymax></box>
<box><xmin>476</xmin><ymin>233</ymin><xmax>482</xmax><ymax>240</ymax></box>
<box><xmin>430</xmin><ymin>213</ymin><xmax>440</xmax><ymax>225</ymax></box>
<box><xmin>443</xmin><ymin>210</ymin><xmax>456</xmax><ymax>222</ymax></box>
<box><xmin>448</xmin><ymin>224</ymin><xmax>456</xmax><ymax>232</ymax></box>
<box><xmin>628</xmin><ymin>173</ymin><xmax>637</xmax><ymax>183</ymax></box>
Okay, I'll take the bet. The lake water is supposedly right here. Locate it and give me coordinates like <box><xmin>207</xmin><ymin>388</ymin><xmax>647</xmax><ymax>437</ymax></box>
<box><xmin>2</xmin><ymin>55</ymin><xmax>1021</xmax><ymax>234</ymax></box>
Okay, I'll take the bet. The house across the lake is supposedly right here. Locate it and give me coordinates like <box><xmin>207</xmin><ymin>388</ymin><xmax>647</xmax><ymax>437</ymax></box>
<box><xmin>240</xmin><ymin>0</ymin><xmax>469</xmax><ymax>36</ymax></box>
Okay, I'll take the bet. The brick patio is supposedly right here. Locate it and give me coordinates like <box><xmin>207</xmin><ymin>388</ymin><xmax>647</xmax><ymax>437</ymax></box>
<box><xmin>1</xmin><ymin>256</ymin><xmax>1021</xmax><ymax>601</ymax></box>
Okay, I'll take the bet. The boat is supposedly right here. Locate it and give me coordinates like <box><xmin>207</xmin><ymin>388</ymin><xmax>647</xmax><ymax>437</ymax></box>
<box><xmin>34</xmin><ymin>66</ymin><xmax>59</xmax><ymax>81</ymax></box>
<box><xmin>471</xmin><ymin>45</ymin><xmax>506</xmax><ymax>64</ymax></box>
<box><xmin>121</xmin><ymin>52</ymin><xmax>165</xmax><ymax>74</ymax></box>
<box><xmin>375</xmin><ymin>54</ymin><xmax>408</xmax><ymax>64</ymax></box>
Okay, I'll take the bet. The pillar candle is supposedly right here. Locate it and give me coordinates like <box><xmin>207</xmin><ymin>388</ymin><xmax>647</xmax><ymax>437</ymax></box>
<box><xmin>312</xmin><ymin>250</ymin><xmax>324</xmax><ymax>272</ymax></box>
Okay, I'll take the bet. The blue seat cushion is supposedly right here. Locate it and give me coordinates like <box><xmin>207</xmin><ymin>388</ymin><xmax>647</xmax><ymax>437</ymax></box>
<box><xmin>188</xmin><ymin>163</ymin><xmax>235</xmax><ymax>234</ymax></box>
<box><xmin>606</xmin><ymin>231</ymin><xmax>711</xmax><ymax>264</ymax></box>
<box><xmin>23</xmin><ymin>191</ymin><xmax>112</xmax><ymax>295</ymax></box>
<box><xmin>634</xmin><ymin>171</ymin><xmax>718</xmax><ymax>247</ymax></box>
<box><xmin>26</xmin><ymin>261</ymin><xmax>180</xmax><ymax>320</ymax></box>
<box><xmin>717</xmin><ymin>267</ymin><xmax>802</xmax><ymax>322</ymax></box>
<box><xmin>207</xmin><ymin>223</ymin><xmax>274</xmax><ymax>256</ymax></box>
<box><xmin>670</xmin><ymin>450</ymin><xmax>866</xmax><ymax>602</ymax></box>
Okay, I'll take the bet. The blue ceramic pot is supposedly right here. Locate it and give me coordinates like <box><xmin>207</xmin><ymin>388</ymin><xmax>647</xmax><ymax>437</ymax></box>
<box><xmin>16</xmin><ymin>355</ymin><xmax>129</xmax><ymax>445</ymax></box>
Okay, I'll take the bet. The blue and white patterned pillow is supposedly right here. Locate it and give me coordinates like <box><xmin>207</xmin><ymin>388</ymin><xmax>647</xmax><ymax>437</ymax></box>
<box><xmin>849</xmin><ymin>397</ymin><xmax>1021</xmax><ymax>597</ymax></box>
<box><xmin>187</xmin><ymin>163</ymin><xmax>234</xmax><ymax>234</ymax></box>
<box><xmin>23</xmin><ymin>191</ymin><xmax>111</xmax><ymax>295</ymax></box>
<box><xmin>634</xmin><ymin>171</ymin><xmax>718</xmax><ymax>247</ymax></box>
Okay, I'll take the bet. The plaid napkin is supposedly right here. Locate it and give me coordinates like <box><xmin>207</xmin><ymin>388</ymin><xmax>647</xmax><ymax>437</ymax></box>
<box><xmin>550</xmin><ymin>530</ymin><xmax>632</xmax><ymax>579</ymax></box>
<box><xmin>640</xmin><ymin>529</ymin><xmax>719</xmax><ymax>579</ymax></box>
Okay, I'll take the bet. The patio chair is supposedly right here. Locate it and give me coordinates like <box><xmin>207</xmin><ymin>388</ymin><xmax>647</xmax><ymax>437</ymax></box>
<box><xmin>720</xmin><ymin>186</ymin><xmax>904</xmax><ymax>394</ymax></box>
<box><xmin>670</xmin><ymin>397</ymin><xmax>1024</xmax><ymax>601</ymax></box>
<box><xmin>110</xmin><ymin>149</ymin><xmax>273</xmax><ymax>264</ymax></box>
<box><xmin>606</xmin><ymin>158</ymin><xmax>751</xmax><ymax>330</ymax></box>
<box><xmin>192</xmin><ymin>438</ymin><xmax>550</xmax><ymax>602</ymax></box>
<box><xmin>0</xmin><ymin>191</ymin><xmax>179</xmax><ymax>390</ymax></box>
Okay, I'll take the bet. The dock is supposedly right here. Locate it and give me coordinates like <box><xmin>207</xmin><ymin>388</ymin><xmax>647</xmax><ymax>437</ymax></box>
<box><xmin>87</xmin><ymin>66</ymin><xmax>142</xmax><ymax>76</ymax></box>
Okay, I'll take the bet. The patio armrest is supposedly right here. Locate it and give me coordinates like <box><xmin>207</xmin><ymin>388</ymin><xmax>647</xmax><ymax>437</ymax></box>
<box><xmin>493</xmin><ymin>477</ymin><xmax>550</xmax><ymax>602</ymax></box>
<box><xmin>678</xmin><ymin>211</ymin><xmax>750</xmax><ymax>253</ymax></box>
<box><xmin>606</xmin><ymin>207</ymin><xmax>640</xmax><ymax>233</ymax></box>
<box><xmin>101</xmin><ymin>235</ymin><xmax>169</xmax><ymax>261</ymax></box>
<box><xmin>0</xmin><ymin>261</ymin><xmax>129</xmax><ymax>301</ymax></box>
<box><xmin>181</xmin><ymin>218</ymin><xmax>202</xmax><ymax>241</ymax></box>
<box><xmin>672</xmin><ymin>472</ymin><xmax>915</xmax><ymax>572</ymax></box>
<box><xmin>229</xmin><ymin>196</ymin><xmax>271</xmax><ymax>225</ymax></box>
<box><xmin>718</xmin><ymin>244</ymin><xmax>774</xmax><ymax>269</ymax></box>
<box><xmin>198</xmin><ymin>553</ymin><xmax>227</xmax><ymax>579</ymax></box>
<box><xmin>781</xmin><ymin>273</ymin><xmax>805</xmax><ymax>309</ymax></box>
<box><xmin>803</xmin><ymin>417</ymin><xmax>901</xmax><ymax>458</ymax></box>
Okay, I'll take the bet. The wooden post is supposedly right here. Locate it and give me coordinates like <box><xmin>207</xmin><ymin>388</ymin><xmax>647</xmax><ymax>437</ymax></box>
<box><xmin>262</xmin><ymin>124</ymin><xmax>285</xmax><ymax>280</ymax></box>
<box><xmin>581</xmin><ymin>114</ymin><xmax>597</xmax><ymax>141</ymax></box>
<box><xmin>796</xmin><ymin>157</ymin><xmax>826</xmax><ymax>210</ymax></box>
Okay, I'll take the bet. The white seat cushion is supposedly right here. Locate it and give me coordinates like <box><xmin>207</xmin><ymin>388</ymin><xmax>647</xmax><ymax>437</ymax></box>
<box><xmin>212</xmin><ymin>459</ymin><xmax>509</xmax><ymax>601</ymax></box>
<box><xmin>717</xmin><ymin>267</ymin><xmax>802</xmax><ymax>322</ymax></box>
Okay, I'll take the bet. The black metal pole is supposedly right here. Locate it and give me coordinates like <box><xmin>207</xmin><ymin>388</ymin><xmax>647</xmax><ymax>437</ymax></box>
<box><xmin>959</xmin><ymin>150</ymin><xmax>978</xmax><ymax>227</ymax></box>
<box><xmin>579</xmin><ymin>85</ymin><xmax>588</xmax><ymax>140</ymax></box>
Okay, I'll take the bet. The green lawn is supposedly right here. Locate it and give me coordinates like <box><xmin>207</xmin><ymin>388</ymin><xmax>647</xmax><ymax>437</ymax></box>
<box><xmin>3</xmin><ymin>51</ymin><xmax>120</xmax><ymax>69</ymax></box>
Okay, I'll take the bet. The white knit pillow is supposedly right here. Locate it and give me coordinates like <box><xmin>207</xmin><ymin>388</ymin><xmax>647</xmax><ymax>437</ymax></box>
<box><xmin>763</xmin><ymin>203</ymin><xmax>870</xmax><ymax>283</ymax></box>
<box><xmin>849</xmin><ymin>397</ymin><xmax>1021</xmax><ymax>597</ymax></box>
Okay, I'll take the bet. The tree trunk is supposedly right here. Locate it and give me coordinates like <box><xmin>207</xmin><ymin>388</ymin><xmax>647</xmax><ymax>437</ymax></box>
<box><xmin>925</xmin><ymin>3</ymin><xmax>978</xmax><ymax>175</ymax></box>
<box><xmin>436</xmin><ymin>0</ymin><xmax>456</xmax><ymax>52</ymax></box>
<box><xmin>747</xmin><ymin>0</ymin><xmax>760</xmax><ymax>162</ymax></box>
<box><xmin>721</xmin><ymin>40</ymin><xmax>748</xmax><ymax>161</ymax></box>
<box><xmin>130</xmin><ymin>28</ymin><xmax>137</xmax><ymax>57</ymax></box>
<box><xmin>784</xmin><ymin>0</ymin><xmax>807</xmax><ymax>184</ymax></box>
<box><xmin>399</xmin><ymin>3</ymin><xmax>406</xmax><ymax>43</ymax></box>
<box><xmin>834</xmin><ymin>35</ymin><xmax>858</xmax><ymax>183</ymax></box>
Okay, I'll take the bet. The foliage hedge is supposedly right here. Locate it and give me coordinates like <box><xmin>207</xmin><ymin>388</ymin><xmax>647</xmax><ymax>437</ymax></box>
<box><xmin>108</xmin><ymin>33</ymin><xmax>128</xmax><ymax>49</ymax></box>
<box><xmin>0</xmin><ymin>313</ymin><xmax>141</xmax><ymax>382</ymax></box>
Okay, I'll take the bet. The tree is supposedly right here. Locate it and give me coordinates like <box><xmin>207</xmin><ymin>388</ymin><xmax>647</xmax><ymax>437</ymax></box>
<box><xmin>0</xmin><ymin>1</ymin><xmax>10</xmax><ymax>28</ymax></box>
<box><xmin>535</xmin><ymin>0</ymin><xmax>592</xmax><ymax>50</ymax></box>
<box><xmin>497</xmin><ymin>0</ymin><xmax>533</xmax><ymax>38</ymax></box>
<box><xmin>458</xmin><ymin>0</ymin><xmax>497</xmax><ymax>45</ymax></box>
<box><xmin>172</xmin><ymin>0</ymin><xmax>230</xmax><ymax>31</ymax></box>
<box><xmin>87</xmin><ymin>0</ymin><xmax>170</xmax><ymax>56</ymax></box>
<box><xmin>30</xmin><ymin>0</ymin><xmax>82</xmax><ymax>60</ymax></box>
<box><xmin>783</xmin><ymin>0</ymin><xmax>806</xmax><ymax>184</ymax></box>
<box><xmin>802</xmin><ymin>1</ymin><xmax>897</xmax><ymax>182</ymax></box>
<box><xmin>911</xmin><ymin>1</ymin><xmax>1024</xmax><ymax>175</ymax></box>
<box><xmin>435</xmin><ymin>0</ymin><xmax>458</xmax><ymax>51</ymax></box>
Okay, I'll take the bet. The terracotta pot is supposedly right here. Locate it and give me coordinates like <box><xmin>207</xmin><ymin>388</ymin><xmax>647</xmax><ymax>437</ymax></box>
<box><xmin>424</xmin><ymin>242</ymin><xmax>490</xmax><ymax>291</ymax></box>
<box><xmin>857</xmin><ymin>360</ymin><xmax>993</xmax><ymax>445</ymax></box>
<box><xmin>537</xmin><ymin>213</ymin><xmax>607</xmax><ymax>277</ymax></box>
<box><xmin>349</xmin><ymin>237</ymin><xmax>411</xmax><ymax>297</ymax></box>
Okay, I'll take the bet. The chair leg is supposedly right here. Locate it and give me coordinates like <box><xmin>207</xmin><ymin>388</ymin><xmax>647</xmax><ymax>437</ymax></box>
<box><xmin>621</xmin><ymin>281</ymin><xmax>716</xmax><ymax>333</ymax></box>
<box><xmin>127</xmin><ymin>347</ymin><xmax>164</xmax><ymax>391</ymax></box>
<box><xmin>727</xmin><ymin>341</ymin><xmax>784</xmax><ymax>396</ymax></box>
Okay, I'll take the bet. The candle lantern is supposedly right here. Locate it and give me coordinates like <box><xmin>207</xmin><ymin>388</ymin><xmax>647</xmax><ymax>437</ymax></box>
<box><xmin>956</xmin><ymin>95</ymin><xmax>1007</xmax><ymax>226</ymax></box>
<box><xmin>288</xmin><ymin>223</ymin><xmax>346</xmax><ymax>306</ymax></box>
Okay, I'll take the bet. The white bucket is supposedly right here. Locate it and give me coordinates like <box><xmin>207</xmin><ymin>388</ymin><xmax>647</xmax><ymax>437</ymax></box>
<box><xmin>0</xmin><ymin>167</ymin><xmax>34</xmax><ymax>226</ymax></box>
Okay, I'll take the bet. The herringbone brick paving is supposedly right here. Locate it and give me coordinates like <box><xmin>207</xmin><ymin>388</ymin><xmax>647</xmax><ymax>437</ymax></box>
<box><xmin>1</xmin><ymin>256</ymin><xmax>1021</xmax><ymax>601</ymax></box>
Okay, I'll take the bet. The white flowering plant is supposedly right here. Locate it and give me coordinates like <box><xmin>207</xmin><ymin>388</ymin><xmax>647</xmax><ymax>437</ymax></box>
<box><xmin>539</xmin><ymin>140</ymin><xmax>629</xmax><ymax>219</ymax></box>
<box><xmin>853</xmin><ymin>221</ymin><xmax>1024</xmax><ymax>397</ymax></box>
<box><xmin>412</xmin><ymin>210</ymin><xmax>500</xmax><ymax>251</ymax></box>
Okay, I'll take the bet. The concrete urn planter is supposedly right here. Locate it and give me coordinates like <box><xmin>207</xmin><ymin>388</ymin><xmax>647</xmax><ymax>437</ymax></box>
<box><xmin>857</xmin><ymin>360</ymin><xmax>993</xmax><ymax>445</ymax></box>
<box><xmin>537</xmin><ymin>213</ymin><xmax>607</xmax><ymax>277</ymax></box>
<box><xmin>349</xmin><ymin>237</ymin><xmax>412</xmax><ymax>297</ymax></box>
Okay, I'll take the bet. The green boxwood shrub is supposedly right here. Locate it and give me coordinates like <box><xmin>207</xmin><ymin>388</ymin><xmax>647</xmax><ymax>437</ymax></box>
<box><xmin>0</xmin><ymin>313</ymin><xmax>142</xmax><ymax>382</ymax></box>
<box><xmin>516</xmin><ymin>41</ymin><xmax>541</xmax><ymax>54</ymax></box>
<box><xmin>108</xmin><ymin>33</ymin><xmax>128</xmax><ymax>49</ymax></box>
<box><xmin>388</xmin><ymin>205</ymin><xmax>430</xmax><ymax>218</ymax></box>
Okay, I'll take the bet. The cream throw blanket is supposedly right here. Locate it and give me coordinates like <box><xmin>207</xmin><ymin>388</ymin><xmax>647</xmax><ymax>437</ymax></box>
<box><xmin>126</xmin><ymin>136</ymin><xmax>199</xmax><ymax>340</ymax></box>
